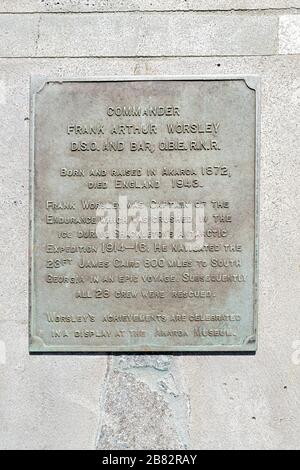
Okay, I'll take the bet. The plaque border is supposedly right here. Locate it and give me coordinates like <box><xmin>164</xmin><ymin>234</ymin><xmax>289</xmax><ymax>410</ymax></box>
<box><xmin>29</xmin><ymin>75</ymin><xmax>260</xmax><ymax>353</ymax></box>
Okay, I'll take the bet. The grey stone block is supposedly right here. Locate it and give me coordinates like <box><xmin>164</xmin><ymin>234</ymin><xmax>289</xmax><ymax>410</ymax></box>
<box><xmin>0</xmin><ymin>12</ymin><xmax>279</xmax><ymax>57</ymax></box>
<box><xmin>279</xmin><ymin>14</ymin><xmax>300</xmax><ymax>53</ymax></box>
<box><xmin>0</xmin><ymin>55</ymin><xmax>299</xmax><ymax>449</ymax></box>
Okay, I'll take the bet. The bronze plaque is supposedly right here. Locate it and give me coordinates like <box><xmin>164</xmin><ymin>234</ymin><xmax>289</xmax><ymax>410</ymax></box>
<box><xmin>30</xmin><ymin>77</ymin><xmax>259</xmax><ymax>352</ymax></box>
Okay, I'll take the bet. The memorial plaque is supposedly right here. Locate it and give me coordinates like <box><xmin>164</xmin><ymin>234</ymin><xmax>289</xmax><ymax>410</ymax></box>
<box><xmin>29</xmin><ymin>77</ymin><xmax>259</xmax><ymax>352</ymax></box>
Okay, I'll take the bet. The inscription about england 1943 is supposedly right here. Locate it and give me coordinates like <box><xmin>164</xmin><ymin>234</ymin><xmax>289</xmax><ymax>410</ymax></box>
<box><xmin>30</xmin><ymin>77</ymin><xmax>259</xmax><ymax>352</ymax></box>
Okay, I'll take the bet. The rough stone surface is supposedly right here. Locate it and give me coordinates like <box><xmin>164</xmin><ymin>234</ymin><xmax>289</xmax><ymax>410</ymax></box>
<box><xmin>96</xmin><ymin>356</ymin><xmax>190</xmax><ymax>449</ymax></box>
<box><xmin>0</xmin><ymin>1</ymin><xmax>299</xmax><ymax>12</ymax></box>
<box><xmin>0</xmin><ymin>1</ymin><xmax>300</xmax><ymax>451</ymax></box>
<box><xmin>0</xmin><ymin>13</ymin><xmax>279</xmax><ymax>57</ymax></box>
<box><xmin>279</xmin><ymin>15</ymin><xmax>300</xmax><ymax>53</ymax></box>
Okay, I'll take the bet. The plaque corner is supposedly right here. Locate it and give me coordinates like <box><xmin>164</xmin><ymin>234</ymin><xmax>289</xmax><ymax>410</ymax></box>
<box><xmin>242</xmin><ymin>75</ymin><xmax>260</xmax><ymax>93</ymax></box>
<box><xmin>29</xmin><ymin>334</ymin><xmax>47</xmax><ymax>353</ymax></box>
<box><xmin>243</xmin><ymin>333</ymin><xmax>258</xmax><ymax>352</ymax></box>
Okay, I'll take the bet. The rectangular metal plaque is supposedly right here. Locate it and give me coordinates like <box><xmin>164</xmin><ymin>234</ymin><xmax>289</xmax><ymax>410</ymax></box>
<box><xmin>30</xmin><ymin>77</ymin><xmax>259</xmax><ymax>352</ymax></box>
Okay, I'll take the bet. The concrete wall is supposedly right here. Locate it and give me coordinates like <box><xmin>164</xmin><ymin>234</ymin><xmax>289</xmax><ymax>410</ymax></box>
<box><xmin>0</xmin><ymin>0</ymin><xmax>299</xmax><ymax>450</ymax></box>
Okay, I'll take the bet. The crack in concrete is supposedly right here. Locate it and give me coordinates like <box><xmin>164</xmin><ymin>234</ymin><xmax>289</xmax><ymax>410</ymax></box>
<box><xmin>1</xmin><ymin>9</ymin><xmax>300</xmax><ymax>14</ymax></box>
<box><xmin>96</xmin><ymin>355</ymin><xmax>190</xmax><ymax>450</ymax></box>
<box><xmin>2</xmin><ymin>54</ymin><xmax>299</xmax><ymax>59</ymax></box>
